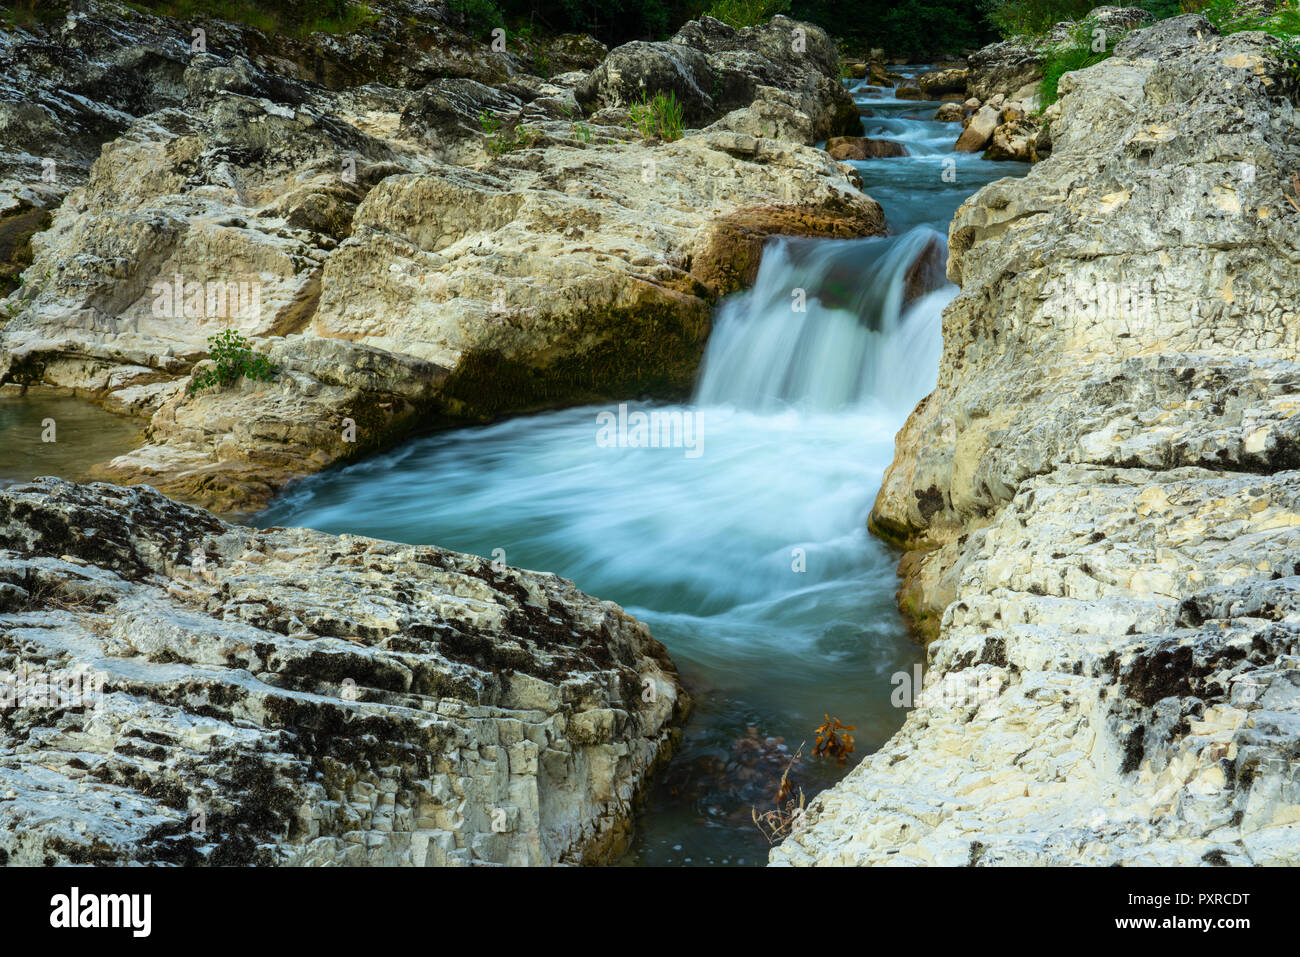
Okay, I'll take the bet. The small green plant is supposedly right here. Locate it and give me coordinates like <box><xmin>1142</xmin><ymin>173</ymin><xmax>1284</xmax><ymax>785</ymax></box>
<box><xmin>1038</xmin><ymin>20</ymin><xmax>1115</xmax><ymax>108</ymax></box>
<box><xmin>628</xmin><ymin>90</ymin><xmax>685</xmax><ymax>142</ymax></box>
<box><xmin>479</xmin><ymin>111</ymin><xmax>539</xmax><ymax>155</ymax></box>
<box><xmin>187</xmin><ymin>329</ymin><xmax>277</xmax><ymax>394</ymax></box>
<box><xmin>704</xmin><ymin>0</ymin><xmax>791</xmax><ymax>28</ymax></box>
<box><xmin>557</xmin><ymin>103</ymin><xmax>594</xmax><ymax>143</ymax></box>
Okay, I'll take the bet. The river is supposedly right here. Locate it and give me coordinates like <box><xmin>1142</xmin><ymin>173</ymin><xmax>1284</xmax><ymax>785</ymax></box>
<box><xmin>258</xmin><ymin>72</ymin><xmax>1028</xmax><ymax>864</ymax></box>
<box><xmin>0</xmin><ymin>70</ymin><xmax>1026</xmax><ymax>866</ymax></box>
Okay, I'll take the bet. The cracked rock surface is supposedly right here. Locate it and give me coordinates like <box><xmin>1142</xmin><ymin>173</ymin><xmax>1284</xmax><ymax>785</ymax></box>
<box><xmin>774</xmin><ymin>22</ymin><xmax>1300</xmax><ymax>866</ymax></box>
<box><xmin>0</xmin><ymin>478</ymin><xmax>687</xmax><ymax>866</ymax></box>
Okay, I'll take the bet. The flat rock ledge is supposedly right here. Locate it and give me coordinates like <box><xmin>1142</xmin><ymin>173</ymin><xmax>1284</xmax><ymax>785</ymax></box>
<box><xmin>773</xmin><ymin>25</ymin><xmax>1300</xmax><ymax>866</ymax></box>
<box><xmin>0</xmin><ymin>478</ymin><xmax>688</xmax><ymax>866</ymax></box>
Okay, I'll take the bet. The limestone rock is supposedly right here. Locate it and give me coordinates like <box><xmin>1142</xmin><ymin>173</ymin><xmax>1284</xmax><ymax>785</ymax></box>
<box><xmin>0</xmin><ymin>478</ymin><xmax>688</xmax><ymax>866</ymax></box>
<box><xmin>954</xmin><ymin>104</ymin><xmax>1000</xmax><ymax>152</ymax></box>
<box><xmin>933</xmin><ymin>102</ymin><xmax>964</xmax><ymax>122</ymax></box>
<box><xmin>919</xmin><ymin>68</ymin><xmax>968</xmax><ymax>98</ymax></box>
<box><xmin>776</xmin><ymin>24</ymin><xmax>1300</xmax><ymax>867</ymax></box>
<box><xmin>984</xmin><ymin>116</ymin><xmax>1040</xmax><ymax>161</ymax></box>
<box><xmin>576</xmin><ymin>15</ymin><xmax>858</xmax><ymax>143</ymax></box>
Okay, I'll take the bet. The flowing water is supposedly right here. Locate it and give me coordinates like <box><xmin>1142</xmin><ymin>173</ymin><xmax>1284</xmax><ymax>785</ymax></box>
<box><xmin>0</xmin><ymin>74</ymin><xmax>1027</xmax><ymax>866</ymax></box>
<box><xmin>260</xmin><ymin>80</ymin><xmax>1027</xmax><ymax>865</ymax></box>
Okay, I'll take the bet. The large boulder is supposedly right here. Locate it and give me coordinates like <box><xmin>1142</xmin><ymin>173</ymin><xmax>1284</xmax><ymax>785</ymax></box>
<box><xmin>774</xmin><ymin>26</ymin><xmax>1300</xmax><ymax>866</ymax></box>
<box><xmin>575</xmin><ymin>41</ymin><xmax>718</xmax><ymax>125</ymax></box>
<box><xmin>0</xmin><ymin>478</ymin><xmax>688</xmax><ymax>865</ymax></box>
<box><xmin>575</xmin><ymin>16</ymin><xmax>859</xmax><ymax>143</ymax></box>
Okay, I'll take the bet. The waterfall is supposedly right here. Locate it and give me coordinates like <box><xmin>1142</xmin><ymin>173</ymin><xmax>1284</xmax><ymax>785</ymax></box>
<box><xmin>693</xmin><ymin>226</ymin><xmax>952</xmax><ymax>415</ymax></box>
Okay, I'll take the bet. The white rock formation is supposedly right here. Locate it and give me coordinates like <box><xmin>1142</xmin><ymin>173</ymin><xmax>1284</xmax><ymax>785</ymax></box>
<box><xmin>774</xmin><ymin>21</ymin><xmax>1300</xmax><ymax>866</ymax></box>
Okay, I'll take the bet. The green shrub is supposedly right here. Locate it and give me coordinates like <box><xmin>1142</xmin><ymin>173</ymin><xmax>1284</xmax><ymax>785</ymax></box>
<box><xmin>628</xmin><ymin>90</ymin><xmax>685</xmax><ymax>141</ymax></box>
<box><xmin>703</xmin><ymin>0</ymin><xmax>791</xmax><ymax>28</ymax></box>
<box><xmin>448</xmin><ymin>0</ymin><xmax>504</xmax><ymax>38</ymax></box>
<box><xmin>980</xmin><ymin>0</ymin><xmax>1095</xmax><ymax>37</ymax></box>
<box><xmin>1038</xmin><ymin>19</ymin><xmax>1114</xmax><ymax>107</ymax></box>
<box><xmin>119</xmin><ymin>0</ymin><xmax>377</xmax><ymax>35</ymax></box>
<box><xmin>188</xmin><ymin>330</ymin><xmax>278</xmax><ymax>394</ymax></box>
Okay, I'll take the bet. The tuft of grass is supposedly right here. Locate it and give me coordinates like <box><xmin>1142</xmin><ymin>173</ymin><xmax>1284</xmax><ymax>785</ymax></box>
<box><xmin>703</xmin><ymin>0</ymin><xmax>791</xmax><ymax>28</ymax></box>
<box><xmin>1038</xmin><ymin>20</ymin><xmax>1115</xmax><ymax>108</ymax></box>
<box><xmin>187</xmin><ymin>329</ymin><xmax>277</xmax><ymax>394</ymax></box>
<box><xmin>628</xmin><ymin>90</ymin><xmax>685</xmax><ymax>142</ymax></box>
<box><xmin>478</xmin><ymin>111</ymin><xmax>540</xmax><ymax>154</ymax></box>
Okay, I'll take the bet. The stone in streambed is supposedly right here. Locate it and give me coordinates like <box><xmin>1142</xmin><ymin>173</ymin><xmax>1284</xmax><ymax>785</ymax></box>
<box><xmin>919</xmin><ymin>68</ymin><xmax>968</xmax><ymax>98</ymax></box>
<box><xmin>824</xmin><ymin>137</ymin><xmax>909</xmax><ymax>161</ymax></box>
<box><xmin>954</xmin><ymin>104</ymin><xmax>1000</xmax><ymax>152</ymax></box>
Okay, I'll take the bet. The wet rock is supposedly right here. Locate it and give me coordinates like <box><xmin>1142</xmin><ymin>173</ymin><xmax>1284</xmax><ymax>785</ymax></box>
<box><xmin>0</xmin><ymin>477</ymin><xmax>689</xmax><ymax>866</ymax></box>
<box><xmin>688</xmin><ymin>199</ymin><xmax>886</xmax><ymax>294</ymax></box>
<box><xmin>919</xmin><ymin>68</ymin><xmax>968</xmax><ymax>98</ymax></box>
<box><xmin>933</xmin><ymin>102</ymin><xmax>964</xmax><ymax>122</ymax></box>
<box><xmin>869</xmin><ymin>62</ymin><xmax>902</xmax><ymax>86</ymax></box>
<box><xmin>954</xmin><ymin>103</ymin><xmax>1000</xmax><ymax>151</ymax></box>
<box><xmin>983</xmin><ymin>116</ymin><xmax>1039</xmax><ymax>161</ymax></box>
<box><xmin>894</xmin><ymin>85</ymin><xmax>924</xmax><ymax>100</ymax></box>
<box><xmin>824</xmin><ymin>136</ymin><xmax>909</xmax><ymax>160</ymax></box>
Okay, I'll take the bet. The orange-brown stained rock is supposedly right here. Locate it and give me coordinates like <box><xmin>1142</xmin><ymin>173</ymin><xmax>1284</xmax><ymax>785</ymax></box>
<box><xmin>825</xmin><ymin>136</ymin><xmax>910</xmax><ymax>161</ymax></box>
<box><xmin>688</xmin><ymin>200</ymin><xmax>888</xmax><ymax>297</ymax></box>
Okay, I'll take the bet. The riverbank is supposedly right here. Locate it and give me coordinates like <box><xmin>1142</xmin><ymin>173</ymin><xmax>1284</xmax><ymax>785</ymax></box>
<box><xmin>772</xmin><ymin>15</ymin><xmax>1300</xmax><ymax>866</ymax></box>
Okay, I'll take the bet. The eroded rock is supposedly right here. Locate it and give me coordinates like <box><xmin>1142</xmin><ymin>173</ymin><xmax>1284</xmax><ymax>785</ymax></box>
<box><xmin>775</xmin><ymin>22</ymin><xmax>1300</xmax><ymax>867</ymax></box>
<box><xmin>0</xmin><ymin>478</ymin><xmax>688</xmax><ymax>866</ymax></box>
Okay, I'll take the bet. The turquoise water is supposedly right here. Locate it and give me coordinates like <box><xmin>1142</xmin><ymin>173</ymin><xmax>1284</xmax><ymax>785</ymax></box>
<box><xmin>258</xmin><ymin>79</ymin><xmax>1028</xmax><ymax>865</ymax></box>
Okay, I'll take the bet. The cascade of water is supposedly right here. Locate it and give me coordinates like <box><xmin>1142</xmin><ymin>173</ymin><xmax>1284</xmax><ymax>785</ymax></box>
<box><xmin>694</xmin><ymin>226</ymin><xmax>950</xmax><ymax>414</ymax></box>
